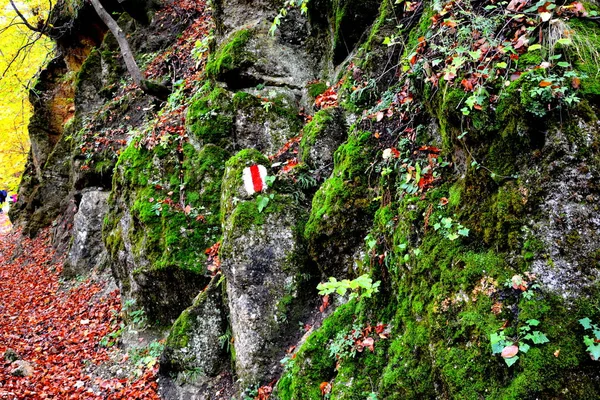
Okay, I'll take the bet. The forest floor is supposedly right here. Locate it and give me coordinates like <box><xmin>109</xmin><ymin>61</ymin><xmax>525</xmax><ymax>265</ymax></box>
<box><xmin>0</xmin><ymin>214</ymin><xmax>161</xmax><ymax>399</ymax></box>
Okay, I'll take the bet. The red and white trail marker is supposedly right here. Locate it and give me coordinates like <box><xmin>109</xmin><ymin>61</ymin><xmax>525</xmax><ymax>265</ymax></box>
<box><xmin>243</xmin><ymin>164</ymin><xmax>267</xmax><ymax>195</ymax></box>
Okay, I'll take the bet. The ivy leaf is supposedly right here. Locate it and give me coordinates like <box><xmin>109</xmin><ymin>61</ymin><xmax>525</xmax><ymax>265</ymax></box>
<box><xmin>586</xmin><ymin>342</ymin><xmax>600</xmax><ymax>360</ymax></box>
<box><xmin>530</xmin><ymin>331</ymin><xmax>549</xmax><ymax>345</ymax></box>
<box><xmin>557</xmin><ymin>61</ymin><xmax>571</xmax><ymax>68</ymax></box>
<box><xmin>257</xmin><ymin>195</ymin><xmax>270</xmax><ymax>213</ymax></box>
<box><xmin>458</xmin><ymin>227</ymin><xmax>470</xmax><ymax>236</ymax></box>
<box><xmin>557</xmin><ymin>38</ymin><xmax>572</xmax><ymax>46</ymax></box>
<box><xmin>504</xmin><ymin>355</ymin><xmax>519</xmax><ymax>367</ymax></box>
<box><xmin>528</xmin><ymin>44</ymin><xmax>542</xmax><ymax>51</ymax></box>
<box><xmin>579</xmin><ymin>317</ymin><xmax>593</xmax><ymax>330</ymax></box>
<box><xmin>519</xmin><ymin>342</ymin><xmax>531</xmax><ymax>353</ymax></box>
<box><xmin>490</xmin><ymin>333</ymin><xmax>506</xmax><ymax>354</ymax></box>
<box><xmin>526</xmin><ymin>319</ymin><xmax>540</xmax><ymax>326</ymax></box>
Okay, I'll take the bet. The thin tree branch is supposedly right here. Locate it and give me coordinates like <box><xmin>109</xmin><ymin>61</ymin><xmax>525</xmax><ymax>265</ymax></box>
<box><xmin>9</xmin><ymin>0</ymin><xmax>43</xmax><ymax>33</ymax></box>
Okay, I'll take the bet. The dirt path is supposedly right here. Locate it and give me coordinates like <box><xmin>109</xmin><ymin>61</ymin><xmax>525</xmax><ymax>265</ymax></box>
<box><xmin>0</xmin><ymin>216</ymin><xmax>160</xmax><ymax>399</ymax></box>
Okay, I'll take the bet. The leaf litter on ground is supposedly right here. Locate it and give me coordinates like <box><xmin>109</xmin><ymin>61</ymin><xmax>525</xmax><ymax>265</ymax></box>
<box><xmin>0</xmin><ymin>214</ymin><xmax>160</xmax><ymax>399</ymax></box>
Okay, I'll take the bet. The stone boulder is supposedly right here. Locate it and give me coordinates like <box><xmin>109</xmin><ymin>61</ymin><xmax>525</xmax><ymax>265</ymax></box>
<box><xmin>219</xmin><ymin>149</ymin><xmax>311</xmax><ymax>387</ymax></box>
<box><xmin>160</xmin><ymin>274</ymin><xmax>228</xmax><ymax>378</ymax></box>
<box><xmin>63</xmin><ymin>189</ymin><xmax>110</xmax><ymax>277</ymax></box>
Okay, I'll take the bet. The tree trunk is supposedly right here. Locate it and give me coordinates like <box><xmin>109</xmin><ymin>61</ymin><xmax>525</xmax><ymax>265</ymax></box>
<box><xmin>88</xmin><ymin>0</ymin><xmax>142</xmax><ymax>85</ymax></box>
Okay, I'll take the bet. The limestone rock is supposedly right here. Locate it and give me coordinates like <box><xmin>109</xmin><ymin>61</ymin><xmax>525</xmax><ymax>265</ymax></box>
<box><xmin>160</xmin><ymin>274</ymin><xmax>228</xmax><ymax>377</ymax></box>
<box><xmin>63</xmin><ymin>189</ymin><xmax>110</xmax><ymax>277</ymax></box>
<box><xmin>3</xmin><ymin>349</ymin><xmax>19</xmax><ymax>362</ymax></box>
<box><xmin>104</xmin><ymin>143</ymin><xmax>229</xmax><ymax>323</ymax></box>
<box><xmin>220</xmin><ymin>149</ymin><xmax>310</xmax><ymax>387</ymax></box>
<box><xmin>10</xmin><ymin>360</ymin><xmax>34</xmax><ymax>377</ymax></box>
<box><xmin>300</xmin><ymin>107</ymin><xmax>347</xmax><ymax>178</ymax></box>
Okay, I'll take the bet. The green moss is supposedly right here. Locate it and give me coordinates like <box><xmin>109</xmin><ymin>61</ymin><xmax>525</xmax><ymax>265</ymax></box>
<box><xmin>167</xmin><ymin>308</ymin><xmax>192</xmax><ymax>348</ymax></box>
<box><xmin>186</xmin><ymin>82</ymin><xmax>234</xmax><ymax>144</ymax></box>
<box><xmin>205</xmin><ymin>29</ymin><xmax>253</xmax><ymax>78</ymax></box>
<box><xmin>308</xmin><ymin>82</ymin><xmax>328</xmax><ymax>98</ymax></box>
<box><xmin>276</xmin><ymin>302</ymin><xmax>357</xmax><ymax>400</ymax></box>
<box><xmin>300</xmin><ymin>108</ymin><xmax>336</xmax><ymax>164</ymax></box>
<box><xmin>568</xmin><ymin>18</ymin><xmax>600</xmax><ymax>97</ymax></box>
<box><xmin>75</xmin><ymin>48</ymin><xmax>101</xmax><ymax>94</ymax></box>
<box><xmin>517</xmin><ymin>51</ymin><xmax>543</xmax><ymax>68</ymax></box>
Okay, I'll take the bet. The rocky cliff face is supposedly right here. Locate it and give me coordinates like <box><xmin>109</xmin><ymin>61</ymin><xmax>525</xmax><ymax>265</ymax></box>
<box><xmin>12</xmin><ymin>0</ymin><xmax>600</xmax><ymax>398</ymax></box>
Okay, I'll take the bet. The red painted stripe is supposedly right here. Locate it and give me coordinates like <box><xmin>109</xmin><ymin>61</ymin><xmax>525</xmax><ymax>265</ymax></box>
<box><xmin>250</xmin><ymin>164</ymin><xmax>263</xmax><ymax>193</ymax></box>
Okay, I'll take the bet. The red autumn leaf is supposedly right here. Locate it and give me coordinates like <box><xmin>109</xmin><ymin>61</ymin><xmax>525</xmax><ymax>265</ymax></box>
<box><xmin>501</xmin><ymin>345</ymin><xmax>519</xmax><ymax>358</ymax></box>
<box><xmin>539</xmin><ymin>80</ymin><xmax>553</xmax><ymax>87</ymax></box>
<box><xmin>442</xmin><ymin>19</ymin><xmax>457</xmax><ymax>28</ymax></box>
<box><xmin>319</xmin><ymin>294</ymin><xmax>330</xmax><ymax>313</ymax></box>
<box><xmin>363</xmin><ymin>337</ymin><xmax>375</xmax><ymax>352</ymax></box>
<box><xmin>320</xmin><ymin>382</ymin><xmax>332</xmax><ymax>395</ymax></box>
<box><xmin>461</xmin><ymin>78</ymin><xmax>474</xmax><ymax>91</ymax></box>
<box><xmin>418</xmin><ymin>145</ymin><xmax>441</xmax><ymax>153</ymax></box>
<box><xmin>257</xmin><ymin>385</ymin><xmax>273</xmax><ymax>400</ymax></box>
<box><xmin>281</xmin><ymin>158</ymin><xmax>299</xmax><ymax>173</ymax></box>
<box><xmin>572</xmin><ymin>77</ymin><xmax>581</xmax><ymax>89</ymax></box>
<box><xmin>418</xmin><ymin>174</ymin><xmax>435</xmax><ymax>189</ymax></box>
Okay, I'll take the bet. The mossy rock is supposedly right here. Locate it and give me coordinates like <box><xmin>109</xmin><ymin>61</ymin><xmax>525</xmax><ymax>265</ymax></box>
<box><xmin>275</xmin><ymin>302</ymin><xmax>357</xmax><ymax>399</ymax></box>
<box><xmin>300</xmin><ymin>107</ymin><xmax>346</xmax><ymax>177</ymax></box>
<box><xmin>304</xmin><ymin>128</ymin><xmax>379</xmax><ymax>278</ymax></box>
<box><xmin>104</xmin><ymin>140</ymin><xmax>230</xmax><ymax>323</ymax></box>
<box><xmin>186</xmin><ymin>82</ymin><xmax>235</xmax><ymax>147</ymax></box>
<box><xmin>233</xmin><ymin>91</ymin><xmax>304</xmax><ymax>155</ymax></box>
<box><xmin>206</xmin><ymin>29</ymin><xmax>255</xmax><ymax>81</ymax></box>
<box><xmin>160</xmin><ymin>273</ymin><xmax>228</xmax><ymax>376</ymax></box>
<box><xmin>220</xmin><ymin>148</ymin><xmax>313</xmax><ymax>387</ymax></box>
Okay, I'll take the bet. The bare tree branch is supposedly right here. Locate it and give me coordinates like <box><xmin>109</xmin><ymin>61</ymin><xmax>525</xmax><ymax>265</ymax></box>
<box><xmin>88</xmin><ymin>0</ymin><xmax>142</xmax><ymax>85</ymax></box>
<box><xmin>9</xmin><ymin>0</ymin><xmax>43</xmax><ymax>33</ymax></box>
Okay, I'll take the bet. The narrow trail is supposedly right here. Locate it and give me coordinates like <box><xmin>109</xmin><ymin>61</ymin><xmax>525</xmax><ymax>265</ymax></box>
<box><xmin>0</xmin><ymin>215</ymin><xmax>160</xmax><ymax>399</ymax></box>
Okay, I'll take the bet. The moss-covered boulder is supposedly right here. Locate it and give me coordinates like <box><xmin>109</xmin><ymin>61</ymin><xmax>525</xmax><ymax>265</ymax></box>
<box><xmin>160</xmin><ymin>273</ymin><xmax>228</xmax><ymax>378</ymax></box>
<box><xmin>206</xmin><ymin>24</ymin><xmax>315</xmax><ymax>90</ymax></box>
<box><xmin>220</xmin><ymin>149</ymin><xmax>311</xmax><ymax>388</ymax></box>
<box><xmin>304</xmin><ymin>128</ymin><xmax>379</xmax><ymax>278</ymax></box>
<box><xmin>300</xmin><ymin>107</ymin><xmax>347</xmax><ymax>178</ymax></box>
<box><xmin>104</xmin><ymin>141</ymin><xmax>229</xmax><ymax>324</ymax></box>
<box><xmin>233</xmin><ymin>91</ymin><xmax>304</xmax><ymax>155</ymax></box>
<box><xmin>186</xmin><ymin>82</ymin><xmax>235</xmax><ymax>148</ymax></box>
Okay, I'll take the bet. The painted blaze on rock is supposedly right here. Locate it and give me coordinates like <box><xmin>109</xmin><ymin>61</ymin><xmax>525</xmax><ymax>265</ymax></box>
<box><xmin>243</xmin><ymin>164</ymin><xmax>267</xmax><ymax>195</ymax></box>
<box><xmin>220</xmin><ymin>149</ymin><xmax>309</xmax><ymax>387</ymax></box>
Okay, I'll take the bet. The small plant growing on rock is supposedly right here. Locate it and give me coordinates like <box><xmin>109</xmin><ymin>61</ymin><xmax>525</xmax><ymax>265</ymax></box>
<box><xmin>317</xmin><ymin>274</ymin><xmax>380</xmax><ymax>301</ymax></box>
<box><xmin>490</xmin><ymin>319</ymin><xmax>549</xmax><ymax>366</ymax></box>
<box><xmin>433</xmin><ymin>216</ymin><xmax>469</xmax><ymax>241</ymax></box>
<box><xmin>579</xmin><ymin>317</ymin><xmax>600</xmax><ymax>360</ymax></box>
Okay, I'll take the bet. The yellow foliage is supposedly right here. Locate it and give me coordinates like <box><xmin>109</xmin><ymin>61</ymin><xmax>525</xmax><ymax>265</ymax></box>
<box><xmin>0</xmin><ymin>0</ymin><xmax>53</xmax><ymax>191</ymax></box>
